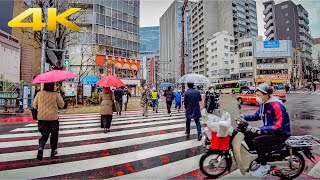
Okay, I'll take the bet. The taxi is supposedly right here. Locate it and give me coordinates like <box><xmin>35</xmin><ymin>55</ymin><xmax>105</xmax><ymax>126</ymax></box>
<box><xmin>236</xmin><ymin>88</ymin><xmax>286</xmax><ymax>105</ymax></box>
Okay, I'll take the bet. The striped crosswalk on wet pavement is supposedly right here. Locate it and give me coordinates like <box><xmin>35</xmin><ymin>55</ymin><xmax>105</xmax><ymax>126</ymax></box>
<box><xmin>0</xmin><ymin>109</ymin><xmax>319</xmax><ymax>179</ymax></box>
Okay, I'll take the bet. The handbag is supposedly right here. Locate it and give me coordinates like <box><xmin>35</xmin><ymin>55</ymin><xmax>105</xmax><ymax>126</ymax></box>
<box><xmin>31</xmin><ymin>108</ymin><xmax>38</xmax><ymax>120</ymax></box>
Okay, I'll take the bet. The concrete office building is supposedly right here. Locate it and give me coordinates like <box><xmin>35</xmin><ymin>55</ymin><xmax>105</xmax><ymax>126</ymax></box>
<box><xmin>263</xmin><ymin>0</ymin><xmax>312</xmax><ymax>79</ymax></box>
<box><xmin>206</xmin><ymin>31</ymin><xmax>238</xmax><ymax>83</ymax></box>
<box><xmin>159</xmin><ymin>0</ymin><xmax>195</xmax><ymax>83</ymax></box>
<box><xmin>140</xmin><ymin>26</ymin><xmax>160</xmax><ymax>54</ymax></box>
<box><xmin>68</xmin><ymin>0</ymin><xmax>141</xmax><ymax>95</ymax></box>
<box><xmin>191</xmin><ymin>0</ymin><xmax>258</xmax><ymax>76</ymax></box>
<box><xmin>0</xmin><ymin>30</ymin><xmax>20</xmax><ymax>83</ymax></box>
<box><xmin>0</xmin><ymin>0</ymin><xmax>42</xmax><ymax>82</ymax></box>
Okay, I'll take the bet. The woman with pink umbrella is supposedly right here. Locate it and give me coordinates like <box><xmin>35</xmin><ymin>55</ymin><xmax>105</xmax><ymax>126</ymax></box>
<box><xmin>32</xmin><ymin>70</ymin><xmax>77</xmax><ymax>161</ymax></box>
<box><xmin>96</xmin><ymin>75</ymin><xmax>125</xmax><ymax>133</ymax></box>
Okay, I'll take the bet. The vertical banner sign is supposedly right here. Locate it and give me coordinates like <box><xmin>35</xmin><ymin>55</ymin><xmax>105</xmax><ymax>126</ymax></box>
<box><xmin>150</xmin><ymin>58</ymin><xmax>155</xmax><ymax>86</ymax></box>
<box><xmin>22</xmin><ymin>84</ymin><xmax>29</xmax><ymax>110</ymax></box>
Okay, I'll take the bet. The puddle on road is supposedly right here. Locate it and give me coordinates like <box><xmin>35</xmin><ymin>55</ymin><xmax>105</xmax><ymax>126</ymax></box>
<box><xmin>291</xmin><ymin>111</ymin><xmax>320</xmax><ymax>121</ymax></box>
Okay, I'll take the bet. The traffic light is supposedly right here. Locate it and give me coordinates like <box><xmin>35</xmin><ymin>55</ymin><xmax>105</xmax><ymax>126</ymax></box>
<box><xmin>64</xmin><ymin>60</ymin><xmax>69</xmax><ymax>66</ymax></box>
<box><xmin>64</xmin><ymin>52</ymin><xmax>70</xmax><ymax>71</ymax></box>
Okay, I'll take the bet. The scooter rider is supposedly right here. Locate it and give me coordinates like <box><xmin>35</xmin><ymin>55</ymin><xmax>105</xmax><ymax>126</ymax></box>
<box><xmin>241</xmin><ymin>83</ymin><xmax>291</xmax><ymax>178</ymax></box>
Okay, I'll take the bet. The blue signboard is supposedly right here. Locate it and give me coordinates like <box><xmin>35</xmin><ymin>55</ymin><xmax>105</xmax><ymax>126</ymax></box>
<box><xmin>264</xmin><ymin>40</ymin><xmax>280</xmax><ymax>48</ymax></box>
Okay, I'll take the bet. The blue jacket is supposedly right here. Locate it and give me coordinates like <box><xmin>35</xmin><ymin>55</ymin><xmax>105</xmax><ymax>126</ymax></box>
<box><xmin>174</xmin><ymin>92</ymin><xmax>182</xmax><ymax>102</ymax></box>
<box><xmin>184</xmin><ymin>88</ymin><xmax>202</xmax><ymax>119</ymax></box>
<box><xmin>244</xmin><ymin>96</ymin><xmax>291</xmax><ymax>136</ymax></box>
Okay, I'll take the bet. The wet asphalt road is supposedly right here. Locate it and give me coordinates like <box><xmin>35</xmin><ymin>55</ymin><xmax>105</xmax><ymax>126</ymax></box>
<box><xmin>217</xmin><ymin>93</ymin><xmax>320</xmax><ymax>139</ymax></box>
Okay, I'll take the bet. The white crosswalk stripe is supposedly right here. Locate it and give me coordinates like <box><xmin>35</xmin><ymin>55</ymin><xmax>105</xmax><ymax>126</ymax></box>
<box><xmin>0</xmin><ymin>109</ymin><xmax>206</xmax><ymax>179</ymax></box>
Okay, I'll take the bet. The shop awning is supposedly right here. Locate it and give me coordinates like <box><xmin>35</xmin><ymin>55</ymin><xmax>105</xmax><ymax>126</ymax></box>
<box><xmin>79</xmin><ymin>76</ymin><xmax>99</xmax><ymax>85</ymax></box>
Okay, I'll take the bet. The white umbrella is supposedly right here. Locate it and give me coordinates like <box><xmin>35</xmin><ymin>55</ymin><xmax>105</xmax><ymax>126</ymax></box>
<box><xmin>177</xmin><ymin>73</ymin><xmax>211</xmax><ymax>85</ymax></box>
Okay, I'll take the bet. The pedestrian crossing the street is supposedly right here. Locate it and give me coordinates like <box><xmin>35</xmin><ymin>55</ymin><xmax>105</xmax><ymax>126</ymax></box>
<box><xmin>0</xmin><ymin>109</ymin><xmax>206</xmax><ymax>179</ymax></box>
<box><xmin>0</xmin><ymin>110</ymin><xmax>319</xmax><ymax>179</ymax></box>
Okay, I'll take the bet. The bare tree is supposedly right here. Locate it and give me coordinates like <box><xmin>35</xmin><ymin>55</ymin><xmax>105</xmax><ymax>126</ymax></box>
<box><xmin>21</xmin><ymin>0</ymin><xmax>89</xmax><ymax>70</ymax></box>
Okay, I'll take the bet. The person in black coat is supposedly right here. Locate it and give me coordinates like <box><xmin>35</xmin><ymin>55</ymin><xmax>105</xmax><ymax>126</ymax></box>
<box><xmin>204</xmin><ymin>86</ymin><xmax>219</xmax><ymax>114</ymax></box>
<box><xmin>164</xmin><ymin>86</ymin><xmax>174</xmax><ymax>116</ymax></box>
<box><xmin>113</xmin><ymin>87</ymin><xmax>124</xmax><ymax>115</ymax></box>
<box><xmin>123</xmin><ymin>86</ymin><xmax>131</xmax><ymax>111</ymax></box>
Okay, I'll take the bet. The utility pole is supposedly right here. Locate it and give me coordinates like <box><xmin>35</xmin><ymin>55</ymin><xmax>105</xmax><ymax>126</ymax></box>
<box><xmin>40</xmin><ymin>2</ymin><xmax>48</xmax><ymax>90</ymax></box>
<box><xmin>181</xmin><ymin>0</ymin><xmax>188</xmax><ymax>93</ymax></box>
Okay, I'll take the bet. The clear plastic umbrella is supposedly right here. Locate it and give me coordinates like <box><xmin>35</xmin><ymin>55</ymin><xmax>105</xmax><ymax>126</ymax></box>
<box><xmin>177</xmin><ymin>73</ymin><xmax>211</xmax><ymax>85</ymax></box>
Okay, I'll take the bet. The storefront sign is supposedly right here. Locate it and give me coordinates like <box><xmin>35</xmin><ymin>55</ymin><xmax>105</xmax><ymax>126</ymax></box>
<box><xmin>256</xmin><ymin>64</ymin><xmax>289</xmax><ymax>69</ymax></box>
<box><xmin>264</xmin><ymin>40</ymin><xmax>280</xmax><ymax>48</ymax></box>
<box><xmin>255</xmin><ymin>78</ymin><xmax>264</xmax><ymax>83</ymax></box>
<box><xmin>256</xmin><ymin>75</ymin><xmax>290</xmax><ymax>83</ymax></box>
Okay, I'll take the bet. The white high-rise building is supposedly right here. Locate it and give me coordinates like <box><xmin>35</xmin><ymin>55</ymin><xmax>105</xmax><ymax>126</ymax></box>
<box><xmin>191</xmin><ymin>0</ymin><xmax>258</xmax><ymax>76</ymax></box>
<box><xmin>206</xmin><ymin>31</ymin><xmax>238</xmax><ymax>83</ymax></box>
<box><xmin>238</xmin><ymin>36</ymin><xmax>263</xmax><ymax>85</ymax></box>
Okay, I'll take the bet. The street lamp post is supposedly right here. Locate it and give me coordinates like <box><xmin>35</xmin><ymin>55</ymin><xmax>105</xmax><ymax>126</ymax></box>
<box><xmin>181</xmin><ymin>0</ymin><xmax>188</xmax><ymax>93</ymax></box>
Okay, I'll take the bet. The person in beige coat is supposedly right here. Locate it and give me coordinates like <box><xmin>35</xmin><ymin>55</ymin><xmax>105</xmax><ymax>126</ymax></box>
<box><xmin>33</xmin><ymin>83</ymin><xmax>65</xmax><ymax>161</ymax></box>
<box><xmin>99</xmin><ymin>87</ymin><xmax>114</xmax><ymax>133</ymax></box>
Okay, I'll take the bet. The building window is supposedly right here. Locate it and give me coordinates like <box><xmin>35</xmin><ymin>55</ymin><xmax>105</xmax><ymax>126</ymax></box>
<box><xmin>224</xmin><ymin>61</ymin><xmax>228</xmax><ymax>64</ymax></box>
<box><xmin>281</xmin><ymin>5</ymin><xmax>288</xmax><ymax>9</ymax></box>
<box><xmin>286</xmin><ymin>28</ymin><xmax>289</xmax><ymax>31</ymax></box>
<box><xmin>224</xmin><ymin>53</ymin><xmax>228</xmax><ymax>57</ymax></box>
<box><xmin>231</xmin><ymin>68</ymin><xmax>234</xmax><ymax>72</ymax></box>
<box><xmin>224</xmin><ymin>38</ymin><xmax>228</xmax><ymax>42</ymax></box>
<box><xmin>231</xmin><ymin>60</ymin><xmax>234</xmax><ymax>64</ymax></box>
<box><xmin>224</xmin><ymin>46</ymin><xmax>228</xmax><ymax>49</ymax></box>
<box><xmin>285</xmin><ymin>13</ymin><xmax>288</xmax><ymax>16</ymax></box>
<box><xmin>286</xmin><ymin>20</ymin><xmax>289</xmax><ymax>24</ymax></box>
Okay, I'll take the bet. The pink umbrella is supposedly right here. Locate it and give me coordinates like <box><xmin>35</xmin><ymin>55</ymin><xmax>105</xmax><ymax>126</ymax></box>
<box><xmin>31</xmin><ymin>70</ymin><xmax>77</xmax><ymax>84</ymax></box>
<box><xmin>96</xmin><ymin>75</ymin><xmax>125</xmax><ymax>88</ymax></box>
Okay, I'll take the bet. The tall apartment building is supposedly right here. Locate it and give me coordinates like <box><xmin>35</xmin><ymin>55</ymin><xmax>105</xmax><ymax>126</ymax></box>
<box><xmin>191</xmin><ymin>0</ymin><xmax>257</xmax><ymax>76</ymax></box>
<box><xmin>206</xmin><ymin>31</ymin><xmax>237</xmax><ymax>83</ymax></box>
<box><xmin>263</xmin><ymin>0</ymin><xmax>312</xmax><ymax>79</ymax></box>
<box><xmin>159</xmin><ymin>0</ymin><xmax>195</xmax><ymax>83</ymax></box>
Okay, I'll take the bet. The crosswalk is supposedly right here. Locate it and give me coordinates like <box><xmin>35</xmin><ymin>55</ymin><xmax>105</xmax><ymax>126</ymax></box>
<box><xmin>0</xmin><ymin>109</ymin><xmax>207</xmax><ymax>179</ymax></box>
<box><xmin>0</xmin><ymin>109</ymin><xmax>319</xmax><ymax>179</ymax></box>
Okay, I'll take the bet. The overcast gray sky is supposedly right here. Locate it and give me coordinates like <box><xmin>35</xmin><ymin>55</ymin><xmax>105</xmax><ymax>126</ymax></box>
<box><xmin>140</xmin><ymin>0</ymin><xmax>320</xmax><ymax>38</ymax></box>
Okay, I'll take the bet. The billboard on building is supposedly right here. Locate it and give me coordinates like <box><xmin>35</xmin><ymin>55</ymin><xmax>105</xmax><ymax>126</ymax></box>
<box><xmin>254</xmin><ymin>40</ymin><xmax>293</xmax><ymax>58</ymax></box>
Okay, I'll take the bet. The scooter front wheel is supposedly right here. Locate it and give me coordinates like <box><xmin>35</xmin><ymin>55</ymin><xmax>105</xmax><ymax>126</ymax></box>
<box><xmin>199</xmin><ymin>151</ymin><xmax>231</xmax><ymax>178</ymax></box>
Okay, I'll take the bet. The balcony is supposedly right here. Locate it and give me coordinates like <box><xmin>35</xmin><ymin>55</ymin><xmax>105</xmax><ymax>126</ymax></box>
<box><xmin>268</xmin><ymin>33</ymin><xmax>275</xmax><ymax>40</ymax></box>
<box><xmin>237</xmin><ymin>1</ymin><xmax>245</xmax><ymax>7</ymax></box>
<box><xmin>305</xmin><ymin>31</ymin><xmax>312</xmax><ymax>39</ymax></box>
<box><xmin>299</xmin><ymin>27</ymin><xmax>306</xmax><ymax>34</ymax></box>
<box><xmin>300</xmin><ymin>36</ymin><xmax>313</xmax><ymax>47</ymax></box>
<box><xmin>264</xmin><ymin>26</ymin><xmax>274</xmax><ymax>36</ymax></box>
<box><xmin>299</xmin><ymin>19</ymin><xmax>308</xmax><ymax>29</ymax></box>
<box><xmin>298</xmin><ymin>11</ymin><xmax>308</xmax><ymax>21</ymax></box>
<box><xmin>264</xmin><ymin>12</ymin><xmax>273</xmax><ymax>22</ymax></box>
<box><xmin>263</xmin><ymin>4</ymin><xmax>272</xmax><ymax>15</ymax></box>
<box><xmin>306</xmin><ymin>46</ymin><xmax>312</xmax><ymax>54</ymax></box>
<box><xmin>264</xmin><ymin>18</ymin><xmax>274</xmax><ymax>29</ymax></box>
